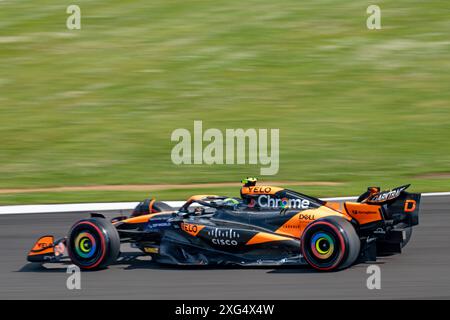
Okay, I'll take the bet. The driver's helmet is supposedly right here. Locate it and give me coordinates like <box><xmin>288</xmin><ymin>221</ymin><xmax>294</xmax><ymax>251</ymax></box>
<box><xmin>240</xmin><ymin>177</ymin><xmax>258</xmax><ymax>204</ymax></box>
<box><xmin>241</xmin><ymin>177</ymin><xmax>257</xmax><ymax>187</ymax></box>
<box><xmin>219</xmin><ymin>197</ymin><xmax>241</xmax><ymax>209</ymax></box>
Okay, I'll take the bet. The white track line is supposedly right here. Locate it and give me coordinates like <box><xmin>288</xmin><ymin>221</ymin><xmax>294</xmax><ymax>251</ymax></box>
<box><xmin>419</xmin><ymin>192</ymin><xmax>450</xmax><ymax>197</ymax></box>
<box><xmin>0</xmin><ymin>192</ymin><xmax>448</xmax><ymax>215</ymax></box>
<box><xmin>0</xmin><ymin>202</ymin><xmax>140</xmax><ymax>215</ymax></box>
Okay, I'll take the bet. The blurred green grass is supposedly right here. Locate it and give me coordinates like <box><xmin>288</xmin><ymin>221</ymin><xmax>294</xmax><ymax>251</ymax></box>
<box><xmin>0</xmin><ymin>1</ymin><xmax>449</xmax><ymax>204</ymax></box>
<box><xmin>0</xmin><ymin>178</ymin><xmax>449</xmax><ymax>205</ymax></box>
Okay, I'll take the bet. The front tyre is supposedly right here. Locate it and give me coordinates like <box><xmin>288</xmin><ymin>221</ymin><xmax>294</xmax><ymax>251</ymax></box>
<box><xmin>301</xmin><ymin>216</ymin><xmax>360</xmax><ymax>271</ymax></box>
<box><xmin>67</xmin><ymin>218</ymin><xmax>120</xmax><ymax>270</ymax></box>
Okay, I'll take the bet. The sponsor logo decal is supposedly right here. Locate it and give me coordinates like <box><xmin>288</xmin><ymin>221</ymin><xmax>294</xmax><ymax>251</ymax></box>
<box><xmin>257</xmin><ymin>195</ymin><xmax>310</xmax><ymax>209</ymax></box>
<box><xmin>37</xmin><ymin>242</ymin><xmax>52</xmax><ymax>249</ymax></box>
<box><xmin>248</xmin><ymin>186</ymin><xmax>272</xmax><ymax>194</ymax></box>
<box><xmin>181</xmin><ymin>223</ymin><xmax>203</xmax><ymax>236</ymax></box>
<box><xmin>207</xmin><ymin>228</ymin><xmax>240</xmax><ymax>246</ymax></box>
<box><xmin>298</xmin><ymin>214</ymin><xmax>315</xmax><ymax>220</ymax></box>
<box><xmin>145</xmin><ymin>218</ymin><xmax>171</xmax><ymax>230</ymax></box>
<box><xmin>369</xmin><ymin>186</ymin><xmax>408</xmax><ymax>202</ymax></box>
<box><xmin>404</xmin><ymin>200</ymin><xmax>416</xmax><ymax>212</ymax></box>
<box><xmin>212</xmin><ymin>239</ymin><xmax>238</xmax><ymax>246</ymax></box>
<box><xmin>144</xmin><ymin>247</ymin><xmax>159</xmax><ymax>254</ymax></box>
<box><xmin>351</xmin><ymin>209</ymin><xmax>378</xmax><ymax>215</ymax></box>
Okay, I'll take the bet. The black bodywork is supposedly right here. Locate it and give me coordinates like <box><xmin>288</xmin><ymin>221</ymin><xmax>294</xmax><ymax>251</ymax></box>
<box><xmin>116</xmin><ymin>198</ymin><xmax>305</xmax><ymax>266</ymax></box>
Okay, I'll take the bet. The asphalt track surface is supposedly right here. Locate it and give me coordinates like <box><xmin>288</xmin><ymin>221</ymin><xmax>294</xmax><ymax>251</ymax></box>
<box><xmin>1</xmin><ymin>196</ymin><xmax>449</xmax><ymax>299</ymax></box>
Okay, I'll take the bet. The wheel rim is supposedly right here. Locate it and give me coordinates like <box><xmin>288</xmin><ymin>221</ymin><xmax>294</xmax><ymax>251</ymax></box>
<box><xmin>301</xmin><ymin>221</ymin><xmax>346</xmax><ymax>271</ymax></box>
<box><xmin>310</xmin><ymin>232</ymin><xmax>335</xmax><ymax>260</ymax></box>
<box><xmin>74</xmin><ymin>232</ymin><xmax>98</xmax><ymax>259</ymax></box>
<box><xmin>69</xmin><ymin>221</ymin><xmax>106</xmax><ymax>269</ymax></box>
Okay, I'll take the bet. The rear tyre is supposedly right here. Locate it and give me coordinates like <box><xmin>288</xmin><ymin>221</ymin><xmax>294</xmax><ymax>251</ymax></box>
<box><xmin>152</xmin><ymin>201</ymin><xmax>174</xmax><ymax>212</ymax></box>
<box><xmin>131</xmin><ymin>199</ymin><xmax>152</xmax><ymax>217</ymax></box>
<box><xmin>301</xmin><ymin>216</ymin><xmax>360</xmax><ymax>271</ymax></box>
<box><xmin>132</xmin><ymin>199</ymin><xmax>174</xmax><ymax>217</ymax></box>
<box><xmin>67</xmin><ymin>218</ymin><xmax>120</xmax><ymax>270</ymax></box>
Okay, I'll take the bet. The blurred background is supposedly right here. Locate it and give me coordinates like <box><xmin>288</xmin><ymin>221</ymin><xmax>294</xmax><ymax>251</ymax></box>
<box><xmin>0</xmin><ymin>0</ymin><xmax>449</xmax><ymax>204</ymax></box>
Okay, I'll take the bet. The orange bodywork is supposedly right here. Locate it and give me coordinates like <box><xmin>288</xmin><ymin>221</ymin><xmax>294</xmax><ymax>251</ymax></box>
<box><xmin>326</xmin><ymin>200</ymin><xmax>383</xmax><ymax>225</ymax></box>
<box><xmin>241</xmin><ymin>186</ymin><xmax>284</xmax><ymax>196</ymax></box>
<box><xmin>246</xmin><ymin>232</ymin><xmax>293</xmax><ymax>245</ymax></box>
<box><xmin>28</xmin><ymin>235</ymin><xmax>54</xmax><ymax>256</ymax></box>
<box><xmin>272</xmin><ymin>201</ymin><xmax>384</xmax><ymax>239</ymax></box>
<box><xmin>343</xmin><ymin>202</ymin><xmax>383</xmax><ymax>224</ymax></box>
<box><xmin>186</xmin><ymin>195</ymin><xmax>220</xmax><ymax>202</ymax></box>
<box><xmin>148</xmin><ymin>199</ymin><xmax>156</xmax><ymax>213</ymax></box>
<box><xmin>275</xmin><ymin>206</ymin><xmax>350</xmax><ymax>238</ymax></box>
<box><xmin>118</xmin><ymin>212</ymin><xmax>168</xmax><ymax>224</ymax></box>
<box><xmin>324</xmin><ymin>201</ymin><xmax>344</xmax><ymax>212</ymax></box>
<box><xmin>180</xmin><ymin>223</ymin><xmax>205</xmax><ymax>237</ymax></box>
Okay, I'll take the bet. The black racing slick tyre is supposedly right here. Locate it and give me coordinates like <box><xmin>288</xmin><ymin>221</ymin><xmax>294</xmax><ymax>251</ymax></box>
<box><xmin>132</xmin><ymin>199</ymin><xmax>174</xmax><ymax>217</ymax></box>
<box><xmin>152</xmin><ymin>201</ymin><xmax>174</xmax><ymax>212</ymax></box>
<box><xmin>301</xmin><ymin>216</ymin><xmax>361</xmax><ymax>271</ymax></box>
<box><xmin>67</xmin><ymin>218</ymin><xmax>120</xmax><ymax>270</ymax></box>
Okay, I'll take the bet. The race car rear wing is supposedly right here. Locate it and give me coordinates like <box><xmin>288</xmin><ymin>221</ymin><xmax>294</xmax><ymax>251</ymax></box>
<box><xmin>364</xmin><ymin>184</ymin><xmax>411</xmax><ymax>204</ymax></box>
<box><xmin>386</xmin><ymin>191</ymin><xmax>421</xmax><ymax>227</ymax></box>
<box><xmin>359</xmin><ymin>184</ymin><xmax>420</xmax><ymax>227</ymax></box>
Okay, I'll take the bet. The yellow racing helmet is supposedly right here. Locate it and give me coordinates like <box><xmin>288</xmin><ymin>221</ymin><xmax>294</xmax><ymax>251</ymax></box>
<box><xmin>241</xmin><ymin>177</ymin><xmax>257</xmax><ymax>187</ymax></box>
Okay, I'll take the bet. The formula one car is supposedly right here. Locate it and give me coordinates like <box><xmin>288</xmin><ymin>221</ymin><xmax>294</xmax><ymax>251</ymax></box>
<box><xmin>27</xmin><ymin>178</ymin><xmax>421</xmax><ymax>271</ymax></box>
